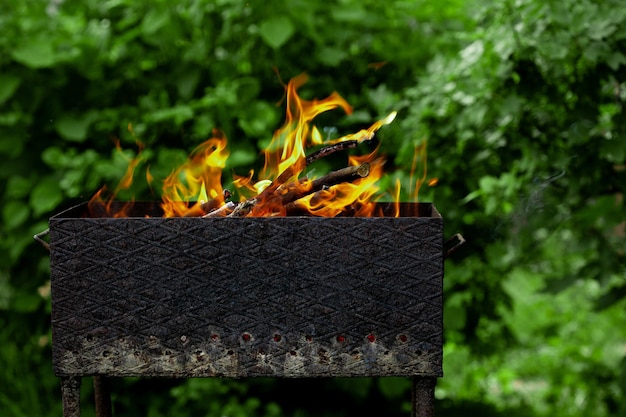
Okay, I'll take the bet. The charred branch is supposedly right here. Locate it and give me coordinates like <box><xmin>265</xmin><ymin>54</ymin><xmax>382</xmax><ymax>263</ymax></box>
<box><xmin>278</xmin><ymin>163</ymin><xmax>370</xmax><ymax>206</ymax></box>
<box><xmin>306</xmin><ymin>140</ymin><xmax>359</xmax><ymax>165</ymax></box>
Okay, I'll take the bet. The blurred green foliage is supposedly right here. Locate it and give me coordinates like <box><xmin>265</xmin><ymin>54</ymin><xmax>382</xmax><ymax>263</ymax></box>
<box><xmin>1</xmin><ymin>0</ymin><xmax>625</xmax><ymax>416</ymax></box>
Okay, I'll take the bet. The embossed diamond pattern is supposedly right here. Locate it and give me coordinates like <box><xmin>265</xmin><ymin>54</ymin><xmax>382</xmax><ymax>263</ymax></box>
<box><xmin>50</xmin><ymin>202</ymin><xmax>443</xmax><ymax>377</ymax></box>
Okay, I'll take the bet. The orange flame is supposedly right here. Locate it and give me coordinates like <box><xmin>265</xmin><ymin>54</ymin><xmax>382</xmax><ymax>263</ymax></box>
<box><xmin>89</xmin><ymin>75</ymin><xmax>429</xmax><ymax>218</ymax></box>
<box><xmin>161</xmin><ymin>130</ymin><xmax>229</xmax><ymax>217</ymax></box>
<box><xmin>88</xmin><ymin>139</ymin><xmax>145</xmax><ymax>217</ymax></box>
<box><xmin>261</xmin><ymin>73</ymin><xmax>353</xmax><ymax>182</ymax></box>
<box><xmin>409</xmin><ymin>141</ymin><xmax>428</xmax><ymax>202</ymax></box>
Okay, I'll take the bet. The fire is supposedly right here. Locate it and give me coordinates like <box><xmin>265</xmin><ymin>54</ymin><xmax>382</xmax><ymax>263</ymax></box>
<box><xmin>160</xmin><ymin>131</ymin><xmax>229</xmax><ymax>217</ymax></box>
<box><xmin>263</xmin><ymin>73</ymin><xmax>352</xmax><ymax>179</ymax></box>
<box><xmin>88</xmin><ymin>139</ymin><xmax>146</xmax><ymax>218</ymax></box>
<box><xmin>88</xmin><ymin>75</ymin><xmax>431</xmax><ymax>218</ymax></box>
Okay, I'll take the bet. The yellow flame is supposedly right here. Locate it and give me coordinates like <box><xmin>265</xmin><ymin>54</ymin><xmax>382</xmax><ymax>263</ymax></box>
<box><xmin>409</xmin><ymin>141</ymin><xmax>428</xmax><ymax>203</ymax></box>
<box><xmin>292</xmin><ymin>153</ymin><xmax>385</xmax><ymax>217</ymax></box>
<box><xmin>88</xmin><ymin>139</ymin><xmax>145</xmax><ymax>217</ymax></box>
<box><xmin>161</xmin><ymin>131</ymin><xmax>229</xmax><ymax>217</ymax></box>
<box><xmin>326</xmin><ymin>111</ymin><xmax>397</xmax><ymax>145</ymax></box>
<box><xmin>393</xmin><ymin>178</ymin><xmax>402</xmax><ymax>217</ymax></box>
<box><xmin>262</xmin><ymin>73</ymin><xmax>353</xmax><ymax>182</ymax></box>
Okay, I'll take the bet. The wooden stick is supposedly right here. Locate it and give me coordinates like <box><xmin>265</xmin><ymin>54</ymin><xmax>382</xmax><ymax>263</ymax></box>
<box><xmin>228</xmin><ymin>199</ymin><xmax>257</xmax><ymax>217</ymax></box>
<box><xmin>278</xmin><ymin>163</ymin><xmax>370</xmax><ymax>206</ymax></box>
<box><xmin>305</xmin><ymin>130</ymin><xmax>377</xmax><ymax>166</ymax></box>
<box><xmin>282</xmin><ymin>163</ymin><xmax>372</xmax><ymax>216</ymax></box>
<box><xmin>305</xmin><ymin>140</ymin><xmax>359</xmax><ymax>165</ymax></box>
<box><xmin>202</xmin><ymin>201</ymin><xmax>236</xmax><ymax>217</ymax></box>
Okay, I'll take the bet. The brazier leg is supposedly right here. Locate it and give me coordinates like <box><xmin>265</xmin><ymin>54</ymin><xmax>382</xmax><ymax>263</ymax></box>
<box><xmin>411</xmin><ymin>377</ymin><xmax>436</xmax><ymax>417</ymax></box>
<box><xmin>61</xmin><ymin>377</ymin><xmax>81</xmax><ymax>417</ymax></box>
<box><xmin>94</xmin><ymin>376</ymin><xmax>112</xmax><ymax>417</ymax></box>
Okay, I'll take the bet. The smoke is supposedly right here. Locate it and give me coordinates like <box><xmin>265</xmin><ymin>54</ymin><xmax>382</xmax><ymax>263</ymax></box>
<box><xmin>520</xmin><ymin>170</ymin><xmax>566</xmax><ymax>215</ymax></box>
<box><xmin>507</xmin><ymin>159</ymin><xmax>575</xmax><ymax>248</ymax></box>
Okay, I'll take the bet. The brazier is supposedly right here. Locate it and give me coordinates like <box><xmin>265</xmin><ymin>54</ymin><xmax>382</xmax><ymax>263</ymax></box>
<box><xmin>45</xmin><ymin>201</ymin><xmax>446</xmax><ymax>416</ymax></box>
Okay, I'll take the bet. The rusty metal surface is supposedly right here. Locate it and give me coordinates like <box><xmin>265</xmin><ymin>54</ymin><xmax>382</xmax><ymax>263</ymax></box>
<box><xmin>49</xmin><ymin>202</ymin><xmax>443</xmax><ymax>378</ymax></box>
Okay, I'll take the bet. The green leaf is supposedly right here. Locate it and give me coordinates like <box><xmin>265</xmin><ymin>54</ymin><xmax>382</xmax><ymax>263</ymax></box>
<box><xmin>2</xmin><ymin>200</ymin><xmax>30</xmax><ymax>230</ymax></box>
<box><xmin>144</xmin><ymin>105</ymin><xmax>194</xmax><ymax>125</ymax></box>
<box><xmin>11</xmin><ymin>38</ymin><xmax>56</xmax><ymax>68</ymax></box>
<box><xmin>583</xmin><ymin>41</ymin><xmax>610</xmax><ymax>63</ymax></box>
<box><xmin>11</xmin><ymin>291</ymin><xmax>42</xmax><ymax>313</ymax></box>
<box><xmin>54</xmin><ymin>113</ymin><xmax>95</xmax><ymax>142</ymax></box>
<box><xmin>0</xmin><ymin>112</ymin><xmax>21</xmax><ymax>127</ymax></box>
<box><xmin>41</xmin><ymin>146</ymin><xmax>69</xmax><ymax>169</ymax></box>
<box><xmin>5</xmin><ymin>176</ymin><xmax>34</xmax><ymax>199</ymax></box>
<box><xmin>607</xmin><ymin>52</ymin><xmax>626</xmax><ymax>70</ymax></box>
<box><xmin>226</xmin><ymin>148</ymin><xmax>257</xmax><ymax>168</ymax></box>
<box><xmin>331</xmin><ymin>5</ymin><xmax>368</xmax><ymax>22</ymax></box>
<box><xmin>588</xmin><ymin>20</ymin><xmax>616</xmax><ymax>41</ymax></box>
<box><xmin>478</xmin><ymin>175</ymin><xmax>498</xmax><ymax>193</ymax></box>
<box><xmin>29</xmin><ymin>178</ymin><xmax>64</xmax><ymax>216</ymax></box>
<box><xmin>237</xmin><ymin>101</ymin><xmax>278</xmax><ymax>137</ymax></box>
<box><xmin>141</xmin><ymin>8</ymin><xmax>170</xmax><ymax>36</ymax></box>
<box><xmin>600</xmin><ymin>136</ymin><xmax>625</xmax><ymax>162</ymax></box>
<box><xmin>316</xmin><ymin>46</ymin><xmax>347</xmax><ymax>66</ymax></box>
<box><xmin>177</xmin><ymin>69</ymin><xmax>201</xmax><ymax>100</ymax></box>
<box><xmin>259</xmin><ymin>16</ymin><xmax>295</xmax><ymax>49</ymax></box>
<box><xmin>0</xmin><ymin>74</ymin><xmax>21</xmax><ymax>105</ymax></box>
<box><xmin>459</xmin><ymin>40</ymin><xmax>484</xmax><ymax>68</ymax></box>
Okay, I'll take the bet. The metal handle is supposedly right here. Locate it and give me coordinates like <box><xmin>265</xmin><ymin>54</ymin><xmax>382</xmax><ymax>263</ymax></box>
<box><xmin>444</xmin><ymin>233</ymin><xmax>465</xmax><ymax>259</ymax></box>
<box><xmin>34</xmin><ymin>228</ymin><xmax>50</xmax><ymax>252</ymax></box>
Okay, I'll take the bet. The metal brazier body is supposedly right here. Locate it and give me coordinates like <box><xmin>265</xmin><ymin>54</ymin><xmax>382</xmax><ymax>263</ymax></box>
<box><xmin>49</xmin><ymin>202</ymin><xmax>443</xmax><ymax>379</ymax></box>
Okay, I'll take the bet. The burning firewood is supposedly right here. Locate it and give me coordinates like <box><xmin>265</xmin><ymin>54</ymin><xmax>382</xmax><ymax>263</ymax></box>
<box><xmin>228</xmin><ymin>163</ymin><xmax>371</xmax><ymax>217</ymax></box>
<box><xmin>278</xmin><ymin>163</ymin><xmax>370</xmax><ymax>206</ymax></box>
<box><xmin>305</xmin><ymin>137</ymin><xmax>369</xmax><ymax>166</ymax></box>
<box><xmin>225</xmin><ymin>134</ymin><xmax>376</xmax><ymax>218</ymax></box>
